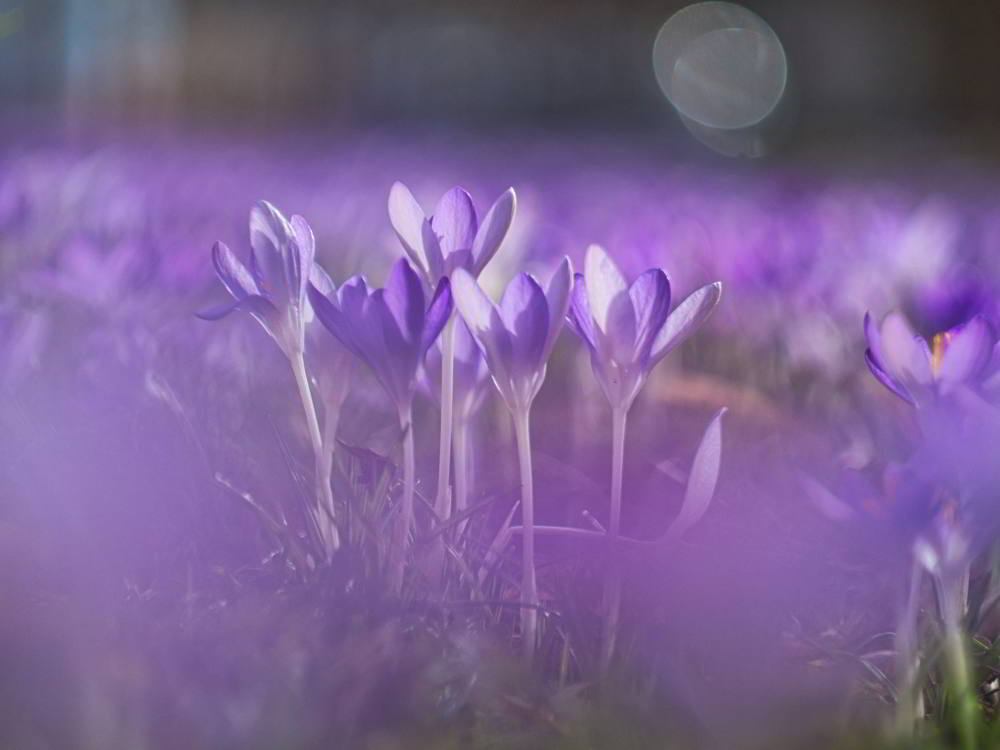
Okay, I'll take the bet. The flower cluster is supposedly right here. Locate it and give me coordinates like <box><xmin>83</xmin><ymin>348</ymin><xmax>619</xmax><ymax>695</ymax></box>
<box><xmin>199</xmin><ymin>187</ymin><xmax>724</xmax><ymax>654</ymax></box>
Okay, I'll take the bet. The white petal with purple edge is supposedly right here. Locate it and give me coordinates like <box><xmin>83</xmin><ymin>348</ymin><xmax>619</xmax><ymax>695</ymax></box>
<box><xmin>500</xmin><ymin>274</ymin><xmax>549</xmax><ymax>380</ymax></box>
<box><xmin>629</xmin><ymin>269</ymin><xmax>671</xmax><ymax>361</ymax></box>
<box><xmin>388</xmin><ymin>182</ymin><xmax>430</xmax><ymax>273</ymax></box>
<box><xmin>431</xmin><ymin>187</ymin><xmax>477</xmax><ymax>257</ymax></box>
<box><xmin>881</xmin><ymin>312</ymin><xmax>932</xmax><ymax>385</ymax></box>
<box><xmin>542</xmin><ymin>256</ymin><xmax>573</xmax><ymax>361</ymax></box>
<box><xmin>939</xmin><ymin>316</ymin><xmax>994</xmax><ymax>389</ymax></box>
<box><xmin>472</xmin><ymin>188</ymin><xmax>516</xmax><ymax>275</ymax></box>
<box><xmin>212</xmin><ymin>241</ymin><xmax>259</xmax><ymax>299</ymax></box>
<box><xmin>650</xmin><ymin>281</ymin><xmax>721</xmax><ymax>364</ymax></box>
<box><xmin>452</xmin><ymin>269</ymin><xmax>515</xmax><ymax>405</ymax></box>
<box><xmin>584</xmin><ymin>244</ymin><xmax>628</xmax><ymax>336</ymax></box>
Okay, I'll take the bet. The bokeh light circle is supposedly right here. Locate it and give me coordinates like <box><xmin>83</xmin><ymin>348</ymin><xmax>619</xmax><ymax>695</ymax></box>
<box><xmin>653</xmin><ymin>2</ymin><xmax>787</xmax><ymax>131</ymax></box>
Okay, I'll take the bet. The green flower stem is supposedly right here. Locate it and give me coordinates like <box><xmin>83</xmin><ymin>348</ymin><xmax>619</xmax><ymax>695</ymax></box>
<box><xmin>939</xmin><ymin>565</ymin><xmax>977</xmax><ymax>750</ymax></box>
<box><xmin>600</xmin><ymin>405</ymin><xmax>628</xmax><ymax>673</ymax></box>
<box><xmin>513</xmin><ymin>405</ymin><xmax>538</xmax><ymax>664</ymax></box>
<box><xmin>435</xmin><ymin>315</ymin><xmax>457</xmax><ymax>521</ymax></box>
<box><xmin>895</xmin><ymin>556</ymin><xmax>924</xmax><ymax>738</ymax></box>
<box><xmin>453</xmin><ymin>411</ymin><xmax>471</xmax><ymax>538</ymax></box>
<box><xmin>290</xmin><ymin>351</ymin><xmax>340</xmax><ymax>556</ymax></box>
<box><xmin>388</xmin><ymin>401</ymin><xmax>416</xmax><ymax>594</ymax></box>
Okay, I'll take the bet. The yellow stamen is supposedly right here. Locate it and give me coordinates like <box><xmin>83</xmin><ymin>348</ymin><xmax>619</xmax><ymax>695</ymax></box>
<box><xmin>930</xmin><ymin>332</ymin><xmax>952</xmax><ymax>377</ymax></box>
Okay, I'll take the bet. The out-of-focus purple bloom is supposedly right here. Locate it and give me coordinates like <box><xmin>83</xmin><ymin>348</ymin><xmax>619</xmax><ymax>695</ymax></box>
<box><xmin>0</xmin><ymin>305</ymin><xmax>50</xmax><ymax>389</ymax></box>
<box><xmin>27</xmin><ymin>236</ymin><xmax>145</xmax><ymax>309</ymax></box>
<box><xmin>388</xmin><ymin>182</ymin><xmax>516</xmax><ymax>284</ymax></box>
<box><xmin>864</xmin><ymin>311</ymin><xmax>997</xmax><ymax>406</ymax></box>
<box><xmin>908</xmin><ymin>271</ymin><xmax>994</xmax><ymax>336</ymax></box>
<box><xmin>422</xmin><ymin>318</ymin><xmax>490</xmax><ymax>417</ymax></box>
<box><xmin>567</xmin><ymin>245</ymin><xmax>722</xmax><ymax>411</ymax></box>
<box><xmin>197</xmin><ymin>201</ymin><xmax>316</xmax><ymax>359</ymax></box>
<box><xmin>307</xmin><ymin>257</ymin><xmax>452</xmax><ymax>412</ymax></box>
<box><xmin>451</xmin><ymin>258</ymin><xmax>573</xmax><ymax>413</ymax></box>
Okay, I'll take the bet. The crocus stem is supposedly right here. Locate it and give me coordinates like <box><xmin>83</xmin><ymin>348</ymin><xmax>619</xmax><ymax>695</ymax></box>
<box><xmin>513</xmin><ymin>405</ymin><xmax>538</xmax><ymax>664</ymax></box>
<box><xmin>895</xmin><ymin>556</ymin><xmax>924</xmax><ymax>738</ymax></box>
<box><xmin>290</xmin><ymin>351</ymin><xmax>339</xmax><ymax>555</ymax></box>
<box><xmin>453</xmin><ymin>410</ymin><xmax>471</xmax><ymax>538</ymax></box>
<box><xmin>319</xmin><ymin>400</ymin><xmax>341</xmax><ymax>539</ymax></box>
<box><xmin>600</xmin><ymin>405</ymin><xmax>628</xmax><ymax>673</ymax></box>
<box><xmin>435</xmin><ymin>316</ymin><xmax>457</xmax><ymax>522</ymax></box>
<box><xmin>388</xmin><ymin>401</ymin><xmax>416</xmax><ymax>595</ymax></box>
<box><xmin>938</xmin><ymin>565</ymin><xmax>977</xmax><ymax>750</ymax></box>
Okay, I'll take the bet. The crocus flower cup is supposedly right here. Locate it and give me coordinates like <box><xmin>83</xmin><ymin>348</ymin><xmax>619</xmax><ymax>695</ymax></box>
<box><xmin>388</xmin><ymin>182</ymin><xmax>516</xmax><ymax>286</ymax></box>
<box><xmin>864</xmin><ymin>311</ymin><xmax>997</xmax><ymax>407</ymax></box>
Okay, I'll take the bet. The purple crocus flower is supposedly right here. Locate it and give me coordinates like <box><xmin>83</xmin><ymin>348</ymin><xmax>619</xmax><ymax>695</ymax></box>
<box><xmin>388</xmin><ymin>182</ymin><xmax>516</xmax><ymax>284</ymax></box>
<box><xmin>564</xmin><ymin>244</ymin><xmax>721</xmax><ymax>671</ymax></box>
<box><xmin>864</xmin><ymin>311</ymin><xmax>997</xmax><ymax>406</ymax></box>
<box><xmin>308</xmin><ymin>257</ymin><xmax>452</xmax><ymax>593</ymax></box>
<box><xmin>198</xmin><ymin>201</ymin><xmax>341</xmax><ymax>556</ymax></box>
<box><xmin>451</xmin><ymin>257</ymin><xmax>572</xmax><ymax>662</ymax></box>
<box><xmin>451</xmin><ymin>258</ymin><xmax>573</xmax><ymax>414</ymax></box>
<box><xmin>198</xmin><ymin>200</ymin><xmax>315</xmax><ymax>359</ymax></box>
<box><xmin>307</xmin><ymin>258</ymin><xmax>452</xmax><ymax>413</ymax></box>
<box><xmin>568</xmin><ymin>245</ymin><xmax>722</xmax><ymax>412</ymax></box>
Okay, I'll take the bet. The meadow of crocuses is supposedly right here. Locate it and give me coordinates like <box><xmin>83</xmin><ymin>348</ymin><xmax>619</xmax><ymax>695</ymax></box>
<box><xmin>4</xmin><ymin>131</ymin><xmax>1000</xmax><ymax>749</ymax></box>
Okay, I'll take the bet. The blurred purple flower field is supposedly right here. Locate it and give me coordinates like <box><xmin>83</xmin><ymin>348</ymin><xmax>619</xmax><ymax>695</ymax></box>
<box><xmin>5</xmin><ymin>129</ymin><xmax>1000</xmax><ymax>748</ymax></box>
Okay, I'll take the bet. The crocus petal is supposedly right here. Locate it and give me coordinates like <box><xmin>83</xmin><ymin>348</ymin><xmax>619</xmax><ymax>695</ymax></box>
<box><xmin>629</xmin><ymin>268</ymin><xmax>671</xmax><ymax>363</ymax></box>
<box><xmin>452</xmin><ymin>268</ymin><xmax>514</xmax><ymax>401</ymax></box>
<box><xmin>382</xmin><ymin>258</ymin><xmax>426</xmax><ymax>345</ymax></box>
<box><xmin>337</xmin><ymin>275</ymin><xmax>371</xmax><ymax>323</ymax></box>
<box><xmin>863</xmin><ymin>312</ymin><xmax>886</xmax><ymax>368</ymax></box>
<box><xmin>939</xmin><ymin>315</ymin><xmax>995</xmax><ymax>389</ymax></box>
<box><xmin>197</xmin><ymin>293</ymin><xmax>280</xmax><ymax>333</ymax></box>
<box><xmin>308</xmin><ymin>283</ymin><xmax>364</xmax><ymax>361</ymax></box>
<box><xmin>290</xmin><ymin>214</ymin><xmax>316</xmax><ymax>303</ymax></box>
<box><xmin>567</xmin><ymin>273</ymin><xmax>598</xmax><ymax>350</ymax></box>
<box><xmin>542</xmin><ymin>256</ymin><xmax>573</xmax><ymax>361</ymax></box>
<box><xmin>443</xmin><ymin>248</ymin><xmax>473</xmax><ymax>276</ymax></box>
<box><xmin>249</xmin><ymin>200</ymin><xmax>295</xmax><ymax>302</ymax></box>
<box><xmin>421</xmin><ymin>219</ymin><xmax>445</xmax><ymax>281</ymax></box>
<box><xmin>881</xmin><ymin>312</ymin><xmax>932</xmax><ymax>386</ymax></box>
<box><xmin>248</xmin><ymin>246</ymin><xmax>265</xmax><ymax>289</ymax></box>
<box><xmin>431</xmin><ymin>187</ymin><xmax>477</xmax><ymax>257</ymax></box>
<box><xmin>864</xmin><ymin>349</ymin><xmax>916</xmax><ymax>404</ymax></box>
<box><xmin>212</xmin><ymin>241</ymin><xmax>259</xmax><ymax>299</ymax></box>
<box><xmin>422</xmin><ymin>278</ymin><xmax>453</xmax><ymax>355</ymax></box>
<box><xmin>471</xmin><ymin>188</ymin><xmax>516</xmax><ymax>275</ymax></box>
<box><xmin>309</xmin><ymin>263</ymin><xmax>336</xmax><ymax>298</ymax></box>
<box><xmin>650</xmin><ymin>281</ymin><xmax>722</xmax><ymax>365</ymax></box>
<box><xmin>372</xmin><ymin>289</ymin><xmax>415</xmax><ymax>403</ymax></box>
<box><xmin>196</xmin><ymin>297</ymin><xmax>246</xmax><ymax>321</ymax></box>
<box><xmin>500</xmin><ymin>273</ymin><xmax>549</xmax><ymax>379</ymax></box>
<box><xmin>584</xmin><ymin>244</ymin><xmax>629</xmax><ymax>336</ymax></box>
<box><xmin>388</xmin><ymin>182</ymin><xmax>429</xmax><ymax>273</ymax></box>
<box><xmin>306</xmin><ymin>270</ymin><xmax>337</xmax><ymax>339</ymax></box>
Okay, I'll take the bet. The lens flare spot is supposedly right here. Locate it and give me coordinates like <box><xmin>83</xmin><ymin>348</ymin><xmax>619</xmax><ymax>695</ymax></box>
<box><xmin>653</xmin><ymin>2</ymin><xmax>788</xmax><ymax>143</ymax></box>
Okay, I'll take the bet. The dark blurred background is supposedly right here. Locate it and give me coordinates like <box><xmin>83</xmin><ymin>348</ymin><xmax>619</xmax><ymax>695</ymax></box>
<box><xmin>3</xmin><ymin>0</ymin><xmax>998</xmax><ymax>153</ymax></box>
